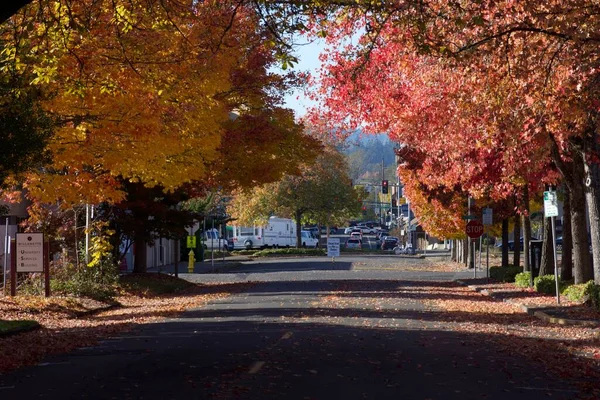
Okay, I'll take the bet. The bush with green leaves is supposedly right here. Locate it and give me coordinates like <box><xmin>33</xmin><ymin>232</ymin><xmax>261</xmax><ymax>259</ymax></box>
<box><xmin>50</xmin><ymin>259</ymin><xmax>120</xmax><ymax>302</ymax></box>
<box><xmin>583</xmin><ymin>281</ymin><xmax>600</xmax><ymax>310</ymax></box>
<box><xmin>562</xmin><ymin>283</ymin><xmax>589</xmax><ymax>303</ymax></box>
<box><xmin>514</xmin><ymin>272</ymin><xmax>531</xmax><ymax>288</ymax></box>
<box><xmin>533</xmin><ymin>274</ymin><xmax>561</xmax><ymax>295</ymax></box>
<box><xmin>489</xmin><ymin>266</ymin><xmax>522</xmax><ymax>282</ymax></box>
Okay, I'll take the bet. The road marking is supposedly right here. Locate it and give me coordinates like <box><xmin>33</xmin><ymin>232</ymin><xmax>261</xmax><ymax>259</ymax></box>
<box><xmin>281</xmin><ymin>332</ymin><xmax>293</xmax><ymax>340</ymax></box>
<box><xmin>248</xmin><ymin>361</ymin><xmax>265</xmax><ymax>374</ymax></box>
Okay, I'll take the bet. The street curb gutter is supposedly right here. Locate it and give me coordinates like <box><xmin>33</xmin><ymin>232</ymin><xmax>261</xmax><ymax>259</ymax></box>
<box><xmin>456</xmin><ymin>280</ymin><xmax>599</xmax><ymax>328</ymax></box>
<box><xmin>204</xmin><ymin>262</ymin><xmax>243</xmax><ymax>273</ymax></box>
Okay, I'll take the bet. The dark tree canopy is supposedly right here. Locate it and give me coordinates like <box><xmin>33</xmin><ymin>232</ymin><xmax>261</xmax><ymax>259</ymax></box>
<box><xmin>0</xmin><ymin>78</ymin><xmax>53</xmax><ymax>187</ymax></box>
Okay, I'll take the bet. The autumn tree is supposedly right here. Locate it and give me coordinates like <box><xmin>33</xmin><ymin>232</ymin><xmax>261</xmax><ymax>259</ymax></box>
<box><xmin>0</xmin><ymin>70</ymin><xmax>53</xmax><ymax>187</ymax></box>
<box><xmin>229</xmin><ymin>144</ymin><xmax>362</xmax><ymax>246</ymax></box>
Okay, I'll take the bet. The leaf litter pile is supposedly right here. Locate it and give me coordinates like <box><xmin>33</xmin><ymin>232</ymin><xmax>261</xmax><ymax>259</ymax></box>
<box><xmin>0</xmin><ymin>274</ymin><xmax>253</xmax><ymax>373</ymax></box>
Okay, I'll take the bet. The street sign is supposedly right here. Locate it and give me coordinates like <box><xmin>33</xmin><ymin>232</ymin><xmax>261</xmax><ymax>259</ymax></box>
<box><xmin>466</xmin><ymin>220</ymin><xmax>484</xmax><ymax>239</ymax></box>
<box><xmin>482</xmin><ymin>208</ymin><xmax>493</xmax><ymax>225</ymax></box>
<box><xmin>327</xmin><ymin>238</ymin><xmax>340</xmax><ymax>258</ymax></box>
<box><xmin>543</xmin><ymin>190</ymin><xmax>559</xmax><ymax>217</ymax></box>
<box><xmin>399</xmin><ymin>197</ymin><xmax>406</xmax><ymax>205</ymax></box>
<box><xmin>16</xmin><ymin>233</ymin><xmax>44</xmax><ymax>272</ymax></box>
<box><xmin>461</xmin><ymin>215</ymin><xmax>477</xmax><ymax>220</ymax></box>
<box><xmin>186</xmin><ymin>235</ymin><xmax>197</xmax><ymax>248</ymax></box>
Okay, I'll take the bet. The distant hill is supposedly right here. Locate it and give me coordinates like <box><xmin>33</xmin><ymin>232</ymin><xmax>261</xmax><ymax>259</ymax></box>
<box><xmin>341</xmin><ymin>132</ymin><xmax>397</xmax><ymax>182</ymax></box>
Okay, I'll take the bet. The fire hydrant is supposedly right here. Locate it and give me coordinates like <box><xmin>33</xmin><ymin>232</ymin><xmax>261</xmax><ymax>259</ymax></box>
<box><xmin>188</xmin><ymin>250</ymin><xmax>195</xmax><ymax>273</ymax></box>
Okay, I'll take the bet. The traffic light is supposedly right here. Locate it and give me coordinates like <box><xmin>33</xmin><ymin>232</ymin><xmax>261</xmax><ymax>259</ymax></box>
<box><xmin>382</xmin><ymin>180</ymin><xmax>389</xmax><ymax>194</ymax></box>
<box><xmin>392</xmin><ymin>198</ymin><xmax>397</xmax><ymax>207</ymax></box>
<box><xmin>362</xmin><ymin>205</ymin><xmax>367</xmax><ymax>215</ymax></box>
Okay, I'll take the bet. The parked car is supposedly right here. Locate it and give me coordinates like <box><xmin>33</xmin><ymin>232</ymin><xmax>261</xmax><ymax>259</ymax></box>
<box><xmin>350</xmin><ymin>231</ymin><xmax>363</xmax><ymax>240</ymax></box>
<box><xmin>376</xmin><ymin>230</ymin><xmax>389</xmax><ymax>240</ymax></box>
<box><xmin>355</xmin><ymin>225</ymin><xmax>376</xmax><ymax>234</ymax></box>
<box><xmin>344</xmin><ymin>227</ymin><xmax>354</xmax><ymax>235</ymax></box>
<box><xmin>346</xmin><ymin>238</ymin><xmax>362</xmax><ymax>249</ymax></box>
<box><xmin>381</xmin><ymin>237</ymin><xmax>399</xmax><ymax>250</ymax></box>
<box><xmin>300</xmin><ymin>230</ymin><xmax>319</xmax><ymax>248</ymax></box>
<box><xmin>303</xmin><ymin>227</ymin><xmax>320</xmax><ymax>238</ymax></box>
<box><xmin>495</xmin><ymin>237</ymin><xmax>539</xmax><ymax>251</ymax></box>
<box><xmin>320</xmin><ymin>226</ymin><xmax>337</xmax><ymax>234</ymax></box>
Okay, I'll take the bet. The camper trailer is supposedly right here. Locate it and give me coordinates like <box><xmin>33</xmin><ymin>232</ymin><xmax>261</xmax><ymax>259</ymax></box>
<box><xmin>232</xmin><ymin>217</ymin><xmax>295</xmax><ymax>249</ymax></box>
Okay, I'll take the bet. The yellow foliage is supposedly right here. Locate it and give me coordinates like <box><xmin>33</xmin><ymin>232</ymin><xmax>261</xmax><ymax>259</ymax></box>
<box><xmin>3</xmin><ymin>0</ymin><xmax>258</xmax><ymax>205</ymax></box>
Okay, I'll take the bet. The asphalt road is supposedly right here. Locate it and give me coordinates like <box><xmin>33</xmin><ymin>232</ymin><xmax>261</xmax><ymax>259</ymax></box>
<box><xmin>0</xmin><ymin>257</ymin><xmax>581</xmax><ymax>399</ymax></box>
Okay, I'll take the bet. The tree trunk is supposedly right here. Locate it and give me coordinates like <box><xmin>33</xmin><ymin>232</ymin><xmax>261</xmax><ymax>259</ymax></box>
<box><xmin>561</xmin><ymin>184</ymin><xmax>573</xmax><ymax>281</ymax></box>
<box><xmin>522</xmin><ymin>185</ymin><xmax>531</xmax><ymax>272</ymax></box>
<box><xmin>571</xmin><ymin>151</ymin><xmax>593</xmax><ymax>283</ymax></box>
<box><xmin>539</xmin><ymin>216</ymin><xmax>554</xmax><ymax>276</ymax></box>
<box><xmin>583</xmin><ymin>132</ymin><xmax>600</xmax><ymax>283</ymax></box>
<box><xmin>295</xmin><ymin>209</ymin><xmax>302</xmax><ymax>248</ymax></box>
<box><xmin>501</xmin><ymin>218</ymin><xmax>509</xmax><ymax>267</ymax></box>
<box><xmin>513</xmin><ymin>213</ymin><xmax>521</xmax><ymax>268</ymax></box>
<box><xmin>133</xmin><ymin>237</ymin><xmax>147</xmax><ymax>273</ymax></box>
<box><xmin>451</xmin><ymin>239</ymin><xmax>457</xmax><ymax>262</ymax></box>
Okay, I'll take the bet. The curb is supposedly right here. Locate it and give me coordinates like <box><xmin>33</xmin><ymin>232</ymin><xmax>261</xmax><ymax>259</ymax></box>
<box><xmin>203</xmin><ymin>262</ymin><xmax>243</xmax><ymax>273</ymax></box>
<box><xmin>456</xmin><ymin>280</ymin><xmax>599</xmax><ymax>327</ymax></box>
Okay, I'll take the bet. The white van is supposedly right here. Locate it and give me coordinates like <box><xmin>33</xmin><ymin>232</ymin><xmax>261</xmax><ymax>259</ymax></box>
<box><xmin>201</xmin><ymin>229</ymin><xmax>228</xmax><ymax>251</ymax></box>
<box><xmin>300</xmin><ymin>230</ymin><xmax>319</xmax><ymax>248</ymax></box>
<box><xmin>232</xmin><ymin>217</ymin><xmax>296</xmax><ymax>249</ymax></box>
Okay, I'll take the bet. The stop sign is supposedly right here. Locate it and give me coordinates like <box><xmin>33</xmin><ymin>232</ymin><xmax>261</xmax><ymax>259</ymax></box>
<box><xmin>466</xmin><ymin>220</ymin><xmax>484</xmax><ymax>239</ymax></box>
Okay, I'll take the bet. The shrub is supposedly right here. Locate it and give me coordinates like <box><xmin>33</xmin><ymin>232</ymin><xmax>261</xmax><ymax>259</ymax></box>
<box><xmin>534</xmin><ymin>274</ymin><xmax>561</xmax><ymax>295</ymax></box>
<box><xmin>50</xmin><ymin>259</ymin><xmax>120</xmax><ymax>302</ymax></box>
<box><xmin>583</xmin><ymin>281</ymin><xmax>600</xmax><ymax>310</ymax></box>
<box><xmin>489</xmin><ymin>266</ymin><xmax>522</xmax><ymax>282</ymax></box>
<box><xmin>514</xmin><ymin>272</ymin><xmax>531</xmax><ymax>288</ymax></box>
<box><xmin>253</xmin><ymin>248</ymin><xmax>326</xmax><ymax>257</ymax></box>
<box><xmin>562</xmin><ymin>283</ymin><xmax>589</xmax><ymax>303</ymax></box>
<box><xmin>231</xmin><ymin>250</ymin><xmax>258</xmax><ymax>256</ymax></box>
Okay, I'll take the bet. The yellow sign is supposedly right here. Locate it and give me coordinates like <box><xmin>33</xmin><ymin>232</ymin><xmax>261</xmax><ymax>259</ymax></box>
<box><xmin>186</xmin><ymin>236</ymin><xmax>196</xmax><ymax>248</ymax></box>
<box><xmin>378</xmin><ymin>193</ymin><xmax>391</xmax><ymax>203</ymax></box>
<box><xmin>399</xmin><ymin>197</ymin><xmax>406</xmax><ymax>205</ymax></box>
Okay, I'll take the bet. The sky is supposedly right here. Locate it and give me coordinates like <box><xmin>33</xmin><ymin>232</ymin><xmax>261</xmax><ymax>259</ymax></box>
<box><xmin>282</xmin><ymin>38</ymin><xmax>326</xmax><ymax>118</ymax></box>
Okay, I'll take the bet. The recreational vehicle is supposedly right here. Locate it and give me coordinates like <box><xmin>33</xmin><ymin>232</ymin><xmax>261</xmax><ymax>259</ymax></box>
<box><xmin>232</xmin><ymin>217</ymin><xmax>296</xmax><ymax>249</ymax></box>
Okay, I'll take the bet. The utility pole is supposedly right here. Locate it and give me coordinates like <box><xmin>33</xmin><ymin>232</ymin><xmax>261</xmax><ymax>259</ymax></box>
<box><xmin>468</xmin><ymin>196</ymin><xmax>475</xmax><ymax>270</ymax></box>
<box><xmin>381</xmin><ymin>158</ymin><xmax>384</xmax><ymax>226</ymax></box>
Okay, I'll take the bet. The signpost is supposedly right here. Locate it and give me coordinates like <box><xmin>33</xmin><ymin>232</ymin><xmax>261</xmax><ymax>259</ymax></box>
<box><xmin>482</xmin><ymin>208</ymin><xmax>493</xmax><ymax>225</ymax></box>
<box><xmin>466</xmin><ymin>220</ymin><xmax>484</xmax><ymax>239</ymax></box>
<box><xmin>327</xmin><ymin>238</ymin><xmax>340</xmax><ymax>261</ymax></box>
<box><xmin>12</xmin><ymin>233</ymin><xmax>49</xmax><ymax>297</ymax></box>
<box><xmin>186</xmin><ymin>235</ymin><xmax>196</xmax><ymax>249</ymax></box>
<box><xmin>543</xmin><ymin>190</ymin><xmax>560</xmax><ymax>304</ymax></box>
<box><xmin>466</xmin><ymin>220</ymin><xmax>484</xmax><ymax>278</ymax></box>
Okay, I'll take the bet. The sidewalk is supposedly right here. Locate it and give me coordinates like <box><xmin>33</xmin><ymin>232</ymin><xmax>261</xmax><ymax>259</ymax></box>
<box><xmin>456</xmin><ymin>278</ymin><xmax>600</xmax><ymax>328</ymax></box>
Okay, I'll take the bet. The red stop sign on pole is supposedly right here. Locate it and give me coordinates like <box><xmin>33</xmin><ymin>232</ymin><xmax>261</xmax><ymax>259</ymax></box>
<box><xmin>466</xmin><ymin>220</ymin><xmax>484</xmax><ymax>239</ymax></box>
